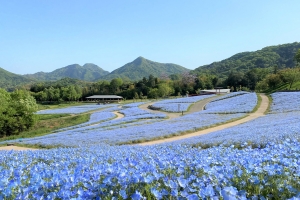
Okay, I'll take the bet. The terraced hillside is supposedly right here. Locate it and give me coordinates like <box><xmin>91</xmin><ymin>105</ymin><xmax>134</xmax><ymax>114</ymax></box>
<box><xmin>1</xmin><ymin>92</ymin><xmax>300</xmax><ymax>199</ymax></box>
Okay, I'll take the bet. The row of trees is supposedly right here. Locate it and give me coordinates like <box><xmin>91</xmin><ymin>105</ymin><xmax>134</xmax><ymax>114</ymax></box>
<box><xmin>28</xmin><ymin>66</ymin><xmax>300</xmax><ymax>102</ymax></box>
<box><xmin>256</xmin><ymin>67</ymin><xmax>300</xmax><ymax>91</ymax></box>
<box><xmin>31</xmin><ymin>85</ymin><xmax>83</xmax><ymax>102</ymax></box>
<box><xmin>29</xmin><ymin>73</ymin><xmax>218</xmax><ymax>101</ymax></box>
<box><xmin>0</xmin><ymin>89</ymin><xmax>38</xmax><ymax>137</ymax></box>
<box><xmin>256</xmin><ymin>49</ymin><xmax>300</xmax><ymax>91</ymax></box>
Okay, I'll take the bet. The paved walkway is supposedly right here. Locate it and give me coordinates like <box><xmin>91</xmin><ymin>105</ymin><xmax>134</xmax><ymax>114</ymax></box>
<box><xmin>138</xmin><ymin>94</ymin><xmax>269</xmax><ymax>146</ymax></box>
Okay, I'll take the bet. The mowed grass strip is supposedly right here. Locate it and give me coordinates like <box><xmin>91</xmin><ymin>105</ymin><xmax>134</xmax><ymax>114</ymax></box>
<box><xmin>251</xmin><ymin>93</ymin><xmax>262</xmax><ymax>113</ymax></box>
<box><xmin>37</xmin><ymin>102</ymin><xmax>93</xmax><ymax>111</ymax></box>
<box><xmin>0</xmin><ymin>113</ymin><xmax>90</xmax><ymax>143</ymax></box>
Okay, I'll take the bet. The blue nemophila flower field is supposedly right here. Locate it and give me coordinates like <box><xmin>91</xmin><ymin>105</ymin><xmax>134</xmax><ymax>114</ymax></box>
<box><xmin>56</xmin><ymin>111</ymin><xmax>116</xmax><ymax>132</ymax></box>
<box><xmin>173</xmin><ymin>111</ymin><xmax>300</xmax><ymax>147</ymax></box>
<box><xmin>202</xmin><ymin>92</ymin><xmax>257</xmax><ymax>114</ymax></box>
<box><xmin>209</xmin><ymin>91</ymin><xmax>249</xmax><ymax>102</ymax></box>
<box><xmin>36</xmin><ymin>104</ymin><xmax>115</xmax><ymax>114</ymax></box>
<box><xmin>173</xmin><ymin>92</ymin><xmax>300</xmax><ymax>147</ymax></box>
<box><xmin>270</xmin><ymin>92</ymin><xmax>300</xmax><ymax>113</ymax></box>
<box><xmin>9</xmin><ymin>112</ymin><xmax>244</xmax><ymax>146</ymax></box>
<box><xmin>0</xmin><ymin>141</ymin><xmax>300</xmax><ymax>199</ymax></box>
<box><xmin>122</xmin><ymin>102</ymin><xmax>148</xmax><ymax>108</ymax></box>
<box><xmin>151</xmin><ymin>95</ymin><xmax>215</xmax><ymax>112</ymax></box>
<box><xmin>1</xmin><ymin>92</ymin><xmax>300</xmax><ymax>199</ymax></box>
<box><xmin>4</xmin><ymin>94</ymin><xmax>253</xmax><ymax>146</ymax></box>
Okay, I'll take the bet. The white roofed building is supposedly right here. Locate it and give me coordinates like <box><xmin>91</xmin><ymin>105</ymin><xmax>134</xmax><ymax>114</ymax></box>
<box><xmin>85</xmin><ymin>95</ymin><xmax>123</xmax><ymax>102</ymax></box>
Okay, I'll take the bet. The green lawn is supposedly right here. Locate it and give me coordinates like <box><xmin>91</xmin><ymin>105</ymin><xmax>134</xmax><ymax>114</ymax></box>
<box><xmin>37</xmin><ymin>102</ymin><xmax>93</xmax><ymax>111</ymax></box>
<box><xmin>0</xmin><ymin>113</ymin><xmax>90</xmax><ymax>143</ymax></box>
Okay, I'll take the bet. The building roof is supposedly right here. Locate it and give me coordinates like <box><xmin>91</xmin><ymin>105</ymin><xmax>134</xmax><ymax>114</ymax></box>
<box><xmin>86</xmin><ymin>95</ymin><xmax>123</xmax><ymax>99</ymax></box>
<box><xmin>200</xmin><ymin>89</ymin><xmax>230</xmax><ymax>93</ymax></box>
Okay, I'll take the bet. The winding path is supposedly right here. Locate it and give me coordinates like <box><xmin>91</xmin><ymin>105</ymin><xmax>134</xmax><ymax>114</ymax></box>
<box><xmin>139</xmin><ymin>96</ymin><xmax>218</xmax><ymax>120</ymax></box>
<box><xmin>112</xmin><ymin>111</ymin><xmax>124</xmax><ymax>120</ymax></box>
<box><xmin>0</xmin><ymin>146</ymin><xmax>37</xmax><ymax>151</ymax></box>
<box><xmin>138</xmin><ymin>94</ymin><xmax>269</xmax><ymax>146</ymax></box>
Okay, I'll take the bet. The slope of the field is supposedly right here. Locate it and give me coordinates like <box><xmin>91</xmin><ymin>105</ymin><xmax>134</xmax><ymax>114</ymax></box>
<box><xmin>140</xmin><ymin>93</ymin><xmax>268</xmax><ymax>145</ymax></box>
<box><xmin>1</xmin><ymin>92</ymin><xmax>300</xmax><ymax>199</ymax></box>
<box><xmin>1</xmin><ymin>92</ymin><xmax>258</xmax><ymax>146</ymax></box>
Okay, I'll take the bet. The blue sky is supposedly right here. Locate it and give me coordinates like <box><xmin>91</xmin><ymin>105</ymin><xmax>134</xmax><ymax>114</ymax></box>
<box><xmin>1</xmin><ymin>1</ymin><xmax>299</xmax><ymax>75</ymax></box>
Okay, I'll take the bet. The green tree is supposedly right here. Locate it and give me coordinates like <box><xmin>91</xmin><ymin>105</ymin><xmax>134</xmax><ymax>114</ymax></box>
<box><xmin>0</xmin><ymin>89</ymin><xmax>11</xmax><ymax>134</ymax></box>
<box><xmin>212</xmin><ymin>77</ymin><xmax>218</xmax><ymax>87</ymax></box>
<box><xmin>226</xmin><ymin>71</ymin><xmax>244</xmax><ymax>91</ymax></box>
<box><xmin>147</xmin><ymin>74</ymin><xmax>156</xmax><ymax>87</ymax></box>
<box><xmin>0</xmin><ymin>89</ymin><xmax>38</xmax><ymax>137</ymax></box>
<box><xmin>110</xmin><ymin>78</ymin><xmax>123</xmax><ymax>94</ymax></box>
<box><xmin>53</xmin><ymin>88</ymin><xmax>61</xmax><ymax>101</ymax></box>
<box><xmin>295</xmin><ymin>49</ymin><xmax>300</xmax><ymax>65</ymax></box>
<box><xmin>266</xmin><ymin>74</ymin><xmax>282</xmax><ymax>89</ymax></box>
<box><xmin>242</xmin><ymin>70</ymin><xmax>258</xmax><ymax>90</ymax></box>
<box><xmin>100</xmin><ymin>81</ymin><xmax>110</xmax><ymax>94</ymax></box>
<box><xmin>280</xmin><ymin>68</ymin><xmax>300</xmax><ymax>89</ymax></box>
<box><xmin>134</xmin><ymin>92</ymin><xmax>139</xmax><ymax>100</ymax></box>
<box><xmin>61</xmin><ymin>87</ymin><xmax>69</xmax><ymax>101</ymax></box>
<box><xmin>67</xmin><ymin>85</ymin><xmax>77</xmax><ymax>101</ymax></box>
<box><xmin>45</xmin><ymin>87</ymin><xmax>55</xmax><ymax>101</ymax></box>
<box><xmin>75</xmin><ymin>85</ymin><xmax>83</xmax><ymax>101</ymax></box>
<box><xmin>148</xmin><ymin>88</ymin><xmax>159</xmax><ymax>99</ymax></box>
<box><xmin>157</xmin><ymin>83</ymin><xmax>174</xmax><ymax>97</ymax></box>
<box><xmin>139</xmin><ymin>92</ymin><xmax>144</xmax><ymax>99</ymax></box>
<box><xmin>255</xmin><ymin>80</ymin><xmax>268</xmax><ymax>92</ymax></box>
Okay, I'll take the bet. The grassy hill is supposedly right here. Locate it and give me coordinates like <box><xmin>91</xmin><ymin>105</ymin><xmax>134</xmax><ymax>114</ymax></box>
<box><xmin>264</xmin><ymin>81</ymin><xmax>300</xmax><ymax>94</ymax></box>
<box><xmin>0</xmin><ymin>67</ymin><xmax>35</xmax><ymax>90</ymax></box>
<box><xmin>103</xmin><ymin>57</ymin><xmax>190</xmax><ymax>81</ymax></box>
<box><xmin>24</xmin><ymin>63</ymin><xmax>109</xmax><ymax>81</ymax></box>
<box><xmin>193</xmin><ymin>42</ymin><xmax>300</xmax><ymax>79</ymax></box>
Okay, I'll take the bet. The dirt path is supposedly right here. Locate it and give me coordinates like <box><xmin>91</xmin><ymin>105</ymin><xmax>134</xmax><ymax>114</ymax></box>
<box><xmin>139</xmin><ymin>96</ymin><xmax>218</xmax><ymax>119</ymax></box>
<box><xmin>112</xmin><ymin>111</ymin><xmax>124</xmax><ymax>120</ymax></box>
<box><xmin>138</xmin><ymin>94</ymin><xmax>269</xmax><ymax>145</ymax></box>
<box><xmin>0</xmin><ymin>146</ymin><xmax>37</xmax><ymax>151</ymax></box>
<box><xmin>186</xmin><ymin>96</ymin><xmax>218</xmax><ymax>114</ymax></box>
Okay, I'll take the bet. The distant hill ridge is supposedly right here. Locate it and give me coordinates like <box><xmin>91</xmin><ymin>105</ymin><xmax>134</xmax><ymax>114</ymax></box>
<box><xmin>103</xmin><ymin>56</ymin><xmax>190</xmax><ymax>81</ymax></box>
<box><xmin>192</xmin><ymin>42</ymin><xmax>300</xmax><ymax>79</ymax></box>
<box><xmin>0</xmin><ymin>67</ymin><xmax>34</xmax><ymax>91</ymax></box>
<box><xmin>1</xmin><ymin>42</ymin><xmax>300</xmax><ymax>90</ymax></box>
<box><xmin>23</xmin><ymin>57</ymin><xmax>190</xmax><ymax>82</ymax></box>
<box><xmin>24</xmin><ymin>63</ymin><xmax>110</xmax><ymax>81</ymax></box>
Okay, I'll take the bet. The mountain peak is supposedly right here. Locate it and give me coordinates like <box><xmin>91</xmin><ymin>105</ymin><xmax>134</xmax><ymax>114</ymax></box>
<box><xmin>104</xmin><ymin>56</ymin><xmax>189</xmax><ymax>81</ymax></box>
<box><xmin>83</xmin><ymin>63</ymin><xmax>97</xmax><ymax>67</ymax></box>
<box><xmin>23</xmin><ymin>63</ymin><xmax>109</xmax><ymax>81</ymax></box>
<box><xmin>133</xmin><ymin>56</ymin><xmax>146</xmax><ymax>62</ymax></box>
<box><xmin>132</xmin><ymin>56</ymin><xmax>147</xmax><ymax>65</ymax></box>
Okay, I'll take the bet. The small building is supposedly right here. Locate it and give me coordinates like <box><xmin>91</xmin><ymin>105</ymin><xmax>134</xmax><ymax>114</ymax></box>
<box><xmin>200</xmin><ymin>89</ymin><xmax>230</xmax><ymax>95</ymax></box>
<box><xmin>85</xmin><ymin>95</ymin><xmax>123</xmax><ymax>103</ymax></box>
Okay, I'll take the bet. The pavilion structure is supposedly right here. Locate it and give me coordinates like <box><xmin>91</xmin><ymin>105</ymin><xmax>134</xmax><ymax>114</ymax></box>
<box><xmin>85</xmin><ymin>95</ymin><xmax>123</xmax><ymax>103</ymax></box>
<box><xmin>199</xmin><ymin>88</ymin><xmax>230</xmax><ymax>95</ymax></box>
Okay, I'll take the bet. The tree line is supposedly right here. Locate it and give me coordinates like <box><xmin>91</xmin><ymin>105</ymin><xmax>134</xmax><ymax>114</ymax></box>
<box><xmin>28</xmin><ymin>67</ymin><xmax>300</xmax><ymax>102</ymax></box>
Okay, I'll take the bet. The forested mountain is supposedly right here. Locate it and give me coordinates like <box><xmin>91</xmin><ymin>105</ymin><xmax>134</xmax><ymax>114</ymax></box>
<box><xmin>103</xmin><ymin>57</ymin><xmax>190</xmax><ymax>81</ymax></box>
<box><xmin>0</xmin><ymin>67</ymin><xmax>35</xmax><ymax>91</ymax></box>
<box><xmin>24</xmin><ymin>63</ymin><xmax>109</xmax><ymax>81</ymax></box>
<box><xmin>192</xmin><ymin>42</ymin><xmax>300</xmax><ymax>79</ymax></box>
